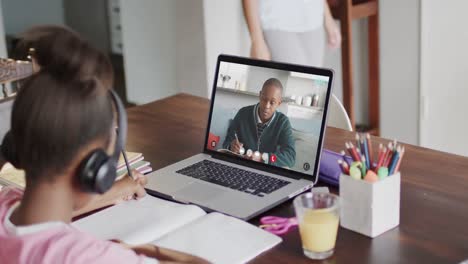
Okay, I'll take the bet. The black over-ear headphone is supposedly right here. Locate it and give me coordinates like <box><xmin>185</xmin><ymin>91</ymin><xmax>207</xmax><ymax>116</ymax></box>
<box><xmin>77</xmin><ymin>89</ymin><xmax>127</xmax><ymax>193</ymax></box>
<box><xmin>0</xmin><ymin>89</ymin><xmax>128</xmax><ymax>194</ymax></box>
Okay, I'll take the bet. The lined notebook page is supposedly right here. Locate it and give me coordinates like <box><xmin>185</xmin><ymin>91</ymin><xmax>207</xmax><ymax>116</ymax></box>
<box><xmin>153</xmin><ymin>212</ymin><xmax>282</xmax><ymax>264</ymax></box>
<box><xmin>73</xmin><ymin>195</ymin><xmax>206</xmax><ymax>244</ymax></box>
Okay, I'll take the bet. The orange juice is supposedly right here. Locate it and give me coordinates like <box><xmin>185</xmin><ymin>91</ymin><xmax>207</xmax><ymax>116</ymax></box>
<box><xmin>298</xmin><ymin>209</ymin><xmax>339</xmax><ymax>252</ymax></box>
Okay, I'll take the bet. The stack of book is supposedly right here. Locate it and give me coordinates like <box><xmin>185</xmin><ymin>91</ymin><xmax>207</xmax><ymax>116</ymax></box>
<box><xmin>0</xmin><ymin>151</ymin><xmax>152</xmax><ymax>189</ymax></box>
<box><xmin>0</xmin><ymin>163</ymin><xmax>25</xmax><ymax>189</ymax></box>
<box><xmin>116</xmin><ymin>151</ymin><xmax>152</xmax><ymax>179</ymax></box>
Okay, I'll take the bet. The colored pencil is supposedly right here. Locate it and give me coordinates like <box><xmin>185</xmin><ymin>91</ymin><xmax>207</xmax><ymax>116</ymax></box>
<box><xmin>350</xmin><ymin>142</ymin><xmax>362</xmax><ymax>161</ymax></box>
<box><xmin>338</xmin><ymin>159</ymin><xmax>350</xmax><ymax>174</ymax></box>
<box><xmin>383</xmin><ymin>142</ymin><xmax>394</xmax><ymax>167</ymax></box>
<box><xmin>388</xmin><ymin>146</ymin><xmax>401</xmax><ymax>175</ymax></box>
<box><xmin>366</xmin><ymin>133</ymin><xmax>374</xmax><ymax>168</ymax></box>
<box><xmin>375</xmin><ymin>143</ymin><xmax>383</xmax><ymax>170</ymax></box>
<box><xmin>360</xmin><ymin>156</ymin><xmax>367</xmax><ymax>177</ymax></box>
<box><xmin>362</xmin><ymin>138</ymin><xmax>370</xmax><ymax>169</ymax></box>
<box><xmin>358</xmin><ymin>134</ymin><xmax>364</xmax><ymax>156</ymax></box>
<box><xmin>355</xmin><ymin>134</ymin><xmax>361</xmax><ymax>152</ymax></box>
<box><xmin>340</xmin><ymin>150</ymin><xmax>350</xmax><ymax>167</ymax></box>
<box><xmin>346</xmin><ymin>142</ymin><xmax>360</xmax><ymax>161</ymax></box>
<box><xmin>394</xmin><ymin>146</ymin><xmax>405</xmax><ymax>173</ymax></box>
<box><xmin>339</xmin><ymin>132</ymin><xmax>406</xmax><ymax>180</ymax></box>
<box><xmin>376</xmin><ymin>146</ymin><xmax>387</xmax><ymax>171</ymax></box>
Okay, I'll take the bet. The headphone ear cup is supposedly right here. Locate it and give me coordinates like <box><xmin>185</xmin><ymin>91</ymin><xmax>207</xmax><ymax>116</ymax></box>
<box><xmin>95</xmin><ymin>159</ymin><xmax>117</xmax><ymax>194</ymax></box>
<box><xmin>78</xmin><ymin>149</ymin><xmax>116</xmax><ymax>194</ymax></box>
<box><xmin>1</xmin><ymin>131</ymin><xmax>21</xmax><ymax>168</ymax></box>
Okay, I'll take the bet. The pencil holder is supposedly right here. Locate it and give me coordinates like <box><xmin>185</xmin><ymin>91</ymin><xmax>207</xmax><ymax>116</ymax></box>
<box><xmin>339</xmin><ymin>172</ymin><xmax>400</xmax><ymax>238</ymax></box>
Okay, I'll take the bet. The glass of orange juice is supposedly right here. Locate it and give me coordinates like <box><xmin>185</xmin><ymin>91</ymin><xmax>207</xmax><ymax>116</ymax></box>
<box><xmin>293</xmin><ymin>192</ymin><xmax>340</xmax><ymax>260</ymax></box>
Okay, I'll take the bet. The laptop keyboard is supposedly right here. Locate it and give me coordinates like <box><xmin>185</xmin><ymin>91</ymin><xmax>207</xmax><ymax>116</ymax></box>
<box><xmin>176</xmin><ymin>160</ymin><xmax>291</xmax><ymax>197</ymax></box>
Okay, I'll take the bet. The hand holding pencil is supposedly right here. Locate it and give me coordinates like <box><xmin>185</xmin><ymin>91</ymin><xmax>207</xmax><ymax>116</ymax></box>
<box><xmin>230</xmin><ymin>132</ymin><xmax>244</xmax><ymax>154</ymax></box>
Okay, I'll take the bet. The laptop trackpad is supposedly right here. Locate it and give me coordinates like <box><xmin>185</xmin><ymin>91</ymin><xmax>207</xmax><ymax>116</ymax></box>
<box><xmin>172</xmin><ymin>182</ymin><xmax>225</xmax><ymax>203</ymax></box>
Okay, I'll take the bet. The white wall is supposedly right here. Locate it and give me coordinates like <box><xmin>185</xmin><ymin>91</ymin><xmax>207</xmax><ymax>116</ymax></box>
<box><xmin>420</xmin><ymin>0</ymin><xmax>468</xmax><ymax>156</ymax></box>
<box><xmin>2</xmin><ymin>0</ymin><xmax>64</xmax><ymax>36</ymax></box>
<box><xmin>121</xmin><ymin>0</ymin><xmax>251</xmax><ymax>102</ymax></box>
<box><xmin>0</xmin><ymin>2</ymin><xmax>7</xmax><ymax>57</ymax></box>
<box><xmin>0</xmin><ymin>2</ymin><xmax>11</xmax><ymax>139</ymax></box>
<box><xmin>245</xmin><ymin>66</ymin><xmax>289</xmax><ymax>94</ymax></box>
<box><xmin>286</xmin><ymin>76</ymin><xmax>328</xmax><ymax>108</ymax></box>
<box><xmin>120</xmin><ymin>0</ymin><xmax>178</xmax><ymax>104</ymax></box>
<box><xmin>63</xmin><ymin>0</ymin><xmax>110</xmax><ymax>53</ymax></box>
<box><xmin>175</xmin><ymin>0</ymin><xmax>207</xmax><ymax>98</ymax></box>
<box><xmin>2</xmin><ymin>0</ymin><xmax>108</xmax><ymax>53</ymax></box>
<box><xmin>121</xmin><ymin>0</ymin><xmax>208</xmax><ymax>103</ymax></box>
<box><xmin>203</xmin><ymin>0</ymin><xmax>250</xmax><ymax>96</ymax></box>
<box><xmin>379</xmin><ymin>0</ymin><xmax>420</xmax><ymax>144</ymax></box>
<box><xmin>323</xmin><ymin>20</ymin><xmax>369</xmax><ymax>125</ymax></box>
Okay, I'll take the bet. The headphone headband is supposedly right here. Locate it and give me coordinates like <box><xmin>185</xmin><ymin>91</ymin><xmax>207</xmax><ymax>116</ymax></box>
<box><xmin>77</xmin><ymin>89</ymin><xmax>128</xmax><ymax>193</ymax></box>
<box><xmin>108</xmin><ymin>89</ymin><xmax>127</xmax><ymax>167</ymax></box>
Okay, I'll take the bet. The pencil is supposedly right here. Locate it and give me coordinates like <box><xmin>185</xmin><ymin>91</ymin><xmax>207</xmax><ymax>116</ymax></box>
<box><xmin>383</xmin><ymin>142</ymin><xmax>393</xmax><ymax>167</ymax></box>
<box><xmin>360</xmin><ymin>135</ymin><xmax>365</xmax><ymax>157</ymax></box>
<box><xmin>376</xmin><ymin>146</ymin><xmax>386</xmax><ymax>171</ymax></box>
<box><xmin>348</xmin><ymin>142</ymin><xmax>361</xmax><ymax>161</ymax></box>
<box><xmin>366</xmin><ymin>133</ymin><xmax>374</xmax><ymax>168</ymax></box>
<box><xmin>345</xmin><ymin>142</ymin><xmax>355</xmax><ymax>161</ymax></box>
<box><xmin>388</xmin><ymin>146</ymin><xmax>401</xmax><ymax>175</ymax></box>
<box><xmin>375</xmin><ymin>143</ymin><xmax>383</xmax><ymax>170</ymax></box>
<box><xmin>355</xmin><ymin>134</ymin><xmax>360</xmax><ymax>152</ymax></box>
<box><xmin>338</xmin><ymin>159</ymin><xmax>350</xmax><ymax>174</ymax></box>
<box><xmin>360</xmin><ymin>156</ymin><xmax>367</xmax><ymax>177</ymax></box>
<box><xmin>121</xmin><ymin>150</ymin><xmax>133</xmax><ymax>179</ymax></box>
<box><xmin>362</xmin><ymin>138</ymin><xmax>370</xmax><ymax>169</ymax></box>
<box><xmin>394</xmin><ymin>146</ymin><xmax>405</xmax><ymax>173</ymax></box>
<box><xmin>340</xmin><ymin>150</ymin><xmax>350</xmax><ymax>167</ymax></box>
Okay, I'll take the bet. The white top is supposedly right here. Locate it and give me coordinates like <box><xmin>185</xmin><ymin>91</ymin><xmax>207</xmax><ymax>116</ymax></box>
<box><xmin>259</xmin><ymin>0</ymin><xmax>324</xmax><ymax>32</ymax></box>
<box><xmin>4</xmin><ymin>202</ymin><xmax>66</xmax><ymax>236</ymax></box>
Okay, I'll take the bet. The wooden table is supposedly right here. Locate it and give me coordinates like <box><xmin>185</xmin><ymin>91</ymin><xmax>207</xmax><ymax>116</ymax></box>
<box><xmin>126</xmin><ymin>94</ymin><xmax>468</xmax><ymax>264</ymax></box>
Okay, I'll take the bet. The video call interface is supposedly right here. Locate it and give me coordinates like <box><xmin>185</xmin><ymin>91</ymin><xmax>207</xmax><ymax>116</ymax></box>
<box><xmin>207</xmin><ymin>61</ymin><xmax>330</xmax><ymax>176</ymax></box>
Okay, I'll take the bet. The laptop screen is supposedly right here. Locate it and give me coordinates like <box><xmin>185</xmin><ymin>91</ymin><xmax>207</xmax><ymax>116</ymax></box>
<box><xmin>205</xmin><ymin>55</ymin><xmax>333</xmax><ymax>181</ymax></box>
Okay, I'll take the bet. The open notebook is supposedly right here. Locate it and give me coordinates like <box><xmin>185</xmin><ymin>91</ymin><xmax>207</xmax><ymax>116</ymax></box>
<box><xmin>73</xmin><ymin>195</ymin><xmax>282</xmax><ymax>264</ymax></box>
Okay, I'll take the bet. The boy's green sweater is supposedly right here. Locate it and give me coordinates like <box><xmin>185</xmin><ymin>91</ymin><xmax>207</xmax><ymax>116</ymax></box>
<box><xmin>222</xmin><ymin>104</ymin><xmax>296</xmax><ymax>168</ymax></box>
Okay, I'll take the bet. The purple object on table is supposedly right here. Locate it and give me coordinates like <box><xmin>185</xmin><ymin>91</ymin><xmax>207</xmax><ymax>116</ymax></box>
<box><xmin>319</xmin><ymin>149</ymin><xmax>353</xmax><ymax>186</ymax></box>
<box><xmin>259</xmin><ymin>216</ymin><xmax>298</xmax><ymax>235</ymax></box>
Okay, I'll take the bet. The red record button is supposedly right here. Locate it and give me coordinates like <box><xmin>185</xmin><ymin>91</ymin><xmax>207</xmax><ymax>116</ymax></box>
<box><xmin>270</xmin><ymin>154</ymin><xmax>277</xmax><ymax>163</ymax></box>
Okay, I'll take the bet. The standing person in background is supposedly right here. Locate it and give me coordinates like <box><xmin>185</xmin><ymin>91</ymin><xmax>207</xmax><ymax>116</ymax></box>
<box><xmin>242</xmin><ymin>0</ymin><xmax>341</xmax><ymax>67</ymax></box>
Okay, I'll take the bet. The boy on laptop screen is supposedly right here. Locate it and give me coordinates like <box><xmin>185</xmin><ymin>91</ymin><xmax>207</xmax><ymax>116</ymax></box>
<box><xmin>210</xmin><ymin>61</ymin><xmax>330</xmax><ymax>175</ymax></box>
<box><xmin>222</xmin><ymin>78</ymin><xmax>295</xmax><ymax>168</ymax></box>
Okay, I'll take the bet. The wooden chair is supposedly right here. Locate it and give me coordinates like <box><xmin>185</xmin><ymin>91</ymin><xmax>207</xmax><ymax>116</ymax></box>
<box><xmin>0</xmin><ymin>58</ymin><xmax>34</xmax><ymax>139</ymax></box>
<box><xmin>328</xmin><ymin>0</ymin><xmax>380</xmax><ymax>135</ymax></box>
<box><xmin>328</xmin><ymin>94</ymin><xmax>353</xmax><ymax>131</ymax></box>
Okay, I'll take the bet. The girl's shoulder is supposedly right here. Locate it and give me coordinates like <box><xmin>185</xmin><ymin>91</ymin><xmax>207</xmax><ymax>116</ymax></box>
<box><xmin>0</xmin><ymin>187</ymin><xmax>23</xmax><ymax>206</ymax></box>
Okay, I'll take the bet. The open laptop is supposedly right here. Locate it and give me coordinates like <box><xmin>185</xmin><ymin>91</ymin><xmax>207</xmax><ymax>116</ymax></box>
<box><xmin>146</xmin><ymin>55</ymin><xmax>333</xmax><ymax>220</ymax></box>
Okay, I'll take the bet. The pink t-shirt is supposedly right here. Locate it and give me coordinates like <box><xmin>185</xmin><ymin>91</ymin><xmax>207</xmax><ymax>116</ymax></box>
<box><xmin>0</xmin><ymin>187</ymin><xmax>156</xmax><ymax>264</ymax></box>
